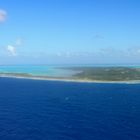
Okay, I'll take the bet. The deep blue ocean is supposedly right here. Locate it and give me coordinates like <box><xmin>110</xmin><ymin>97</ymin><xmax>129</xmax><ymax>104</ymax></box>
<box><xmin>0</xmin><ymin>78</ymin><xmax>140</xmax><ymax>140</ymax></box>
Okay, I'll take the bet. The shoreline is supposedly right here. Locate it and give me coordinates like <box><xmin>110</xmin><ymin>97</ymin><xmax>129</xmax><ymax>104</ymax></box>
<box><xmin>0</xmin><ymin>74</ymin><xmax>140</xmax><ymax>84</ymax></box>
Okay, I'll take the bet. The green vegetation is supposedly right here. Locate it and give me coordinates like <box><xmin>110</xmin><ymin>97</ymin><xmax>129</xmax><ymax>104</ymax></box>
<box><xmin>71</xmin><ymin>67</ymin><xmax>140</xmax><ymax>81</ymax></box>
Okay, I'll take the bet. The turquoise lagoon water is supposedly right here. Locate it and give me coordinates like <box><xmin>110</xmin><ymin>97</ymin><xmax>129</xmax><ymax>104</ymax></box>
<box><xmin>0</xmin><ymin>64</ymin><xmax>140</xmax><ymax>78</ymax></box>
<box><xmin>0</xmin><ymin>65</ymin><xmax>78</xmax><ymax>77</ymax></box>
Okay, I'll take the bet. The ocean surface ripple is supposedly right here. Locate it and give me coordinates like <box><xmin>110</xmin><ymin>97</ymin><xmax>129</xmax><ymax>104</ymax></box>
<box><xmin>0</xmin><ymin>78</ymin><xmax>140</xmax><ymax>140</ymax></box>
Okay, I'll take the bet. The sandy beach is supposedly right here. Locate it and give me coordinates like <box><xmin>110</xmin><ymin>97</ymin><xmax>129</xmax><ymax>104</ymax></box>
<box><xmin>0</xmin><ymin>74</ymin><xmax>140</xmax><ymax>84</ymax></box>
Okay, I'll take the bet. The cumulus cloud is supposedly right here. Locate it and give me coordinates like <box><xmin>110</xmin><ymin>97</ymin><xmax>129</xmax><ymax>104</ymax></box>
<box><xmin>7</xmin><ymin>45</ymin><xmax>17</xmax><ymax>56</ymax></box>
<box><xmin>6</xmin><ymin>38</ymin><xmax>22</xmax><ymax>56</ymax></box>
<box><xmin>0</xmin><ymin>9</ymin><xmax>7</xmax><ymax>23</ymax></box>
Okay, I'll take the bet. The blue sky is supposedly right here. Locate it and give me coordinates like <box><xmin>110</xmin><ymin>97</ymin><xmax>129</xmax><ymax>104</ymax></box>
<box><xmin>0</xmin><ymin>0</ymin><xmax>140</xmax><ymax>65</ymax></box>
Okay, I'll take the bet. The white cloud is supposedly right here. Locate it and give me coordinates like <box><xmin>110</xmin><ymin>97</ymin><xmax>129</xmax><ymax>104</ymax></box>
<box><xmin>15</xmin><ymin>38</ymin><xmax>22</xmax><ymax>46</ymax></box>
<box><xmin>56</xmin><ymin>52</ymin><xmax>62</xmax><ymax>57</ymax></box>
<box><xmin>137</xmin><ymin>49</ymin><xmax>140</xmax><ymax>53</ymax></box>
<box><xmin>0</xmin><ymin>9</ymin><xmax>7</xmax><ymax>23</ymax></box>
<box><xmin>7</xmin><ymin>45</ymin><xmax>17</xmax><ymax>56</ymax></box>
<box><xmin>6</xmin><ymin>38</ymin><xmax>22</xmax><ymax>56</ymax></box>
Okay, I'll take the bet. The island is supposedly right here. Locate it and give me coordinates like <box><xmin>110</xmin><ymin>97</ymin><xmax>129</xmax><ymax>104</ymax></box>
<box><xmin>1</xmin><ymin>67</ymin><xmax>140</xmax><ymax>83</ymax></box>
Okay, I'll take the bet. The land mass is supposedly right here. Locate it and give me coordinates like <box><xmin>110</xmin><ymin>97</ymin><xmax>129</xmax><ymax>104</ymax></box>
<box><xmin>70</xmin><ymin>67</ymin><xmax>140</xmax><ymax>81</ymax></box>
<box><xmin>1</xmin><ymin>67</ymin><xmax>140</xmax><ymax>83</ymax></box>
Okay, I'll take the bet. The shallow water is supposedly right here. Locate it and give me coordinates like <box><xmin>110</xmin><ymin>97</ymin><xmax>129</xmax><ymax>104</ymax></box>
<box><xmin>0</xmin><ymin>65</ymin><xmax>77</xmax><ymax>77</ymax></box>
<box><xmin>0</xmin><ymin>78</ymin><xmax>140</xmax><ymax>140</ymax></box>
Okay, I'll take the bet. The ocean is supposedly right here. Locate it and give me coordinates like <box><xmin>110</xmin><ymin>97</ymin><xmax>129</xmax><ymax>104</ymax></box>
<box><xmin>0</xmin><ymin>77</ymin><xmax>140</xmax><ymax>140</ymax></box>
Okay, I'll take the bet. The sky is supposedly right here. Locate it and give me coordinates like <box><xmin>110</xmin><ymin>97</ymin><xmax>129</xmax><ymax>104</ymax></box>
<box><xmin>0</xmin><ymin>0</ymin><xmax>140</xmax><ymax>65</ymax></box>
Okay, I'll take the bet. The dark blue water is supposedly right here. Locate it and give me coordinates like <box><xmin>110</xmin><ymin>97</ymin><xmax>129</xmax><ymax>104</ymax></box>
<box><xmin>0</xmin><ymin>78</ymin><xmax>140</xmax><ymax>140</ymax></box>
